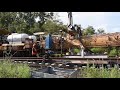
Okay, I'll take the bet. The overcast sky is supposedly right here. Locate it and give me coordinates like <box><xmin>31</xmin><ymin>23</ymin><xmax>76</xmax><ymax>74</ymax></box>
<box><xmin>55</xmin><ymin>12</ymin><xmax>120</xmax><ymax>33</ymax></box>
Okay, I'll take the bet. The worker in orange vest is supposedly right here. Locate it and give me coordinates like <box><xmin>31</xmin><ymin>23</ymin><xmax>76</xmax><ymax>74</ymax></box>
<box><xmin>32</xmin><ymin>42</ymin><xmax>39</xmax><ymax>57</ymax></box>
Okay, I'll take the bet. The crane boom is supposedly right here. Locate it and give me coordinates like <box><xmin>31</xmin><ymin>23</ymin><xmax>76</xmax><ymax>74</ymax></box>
<box><xmin>67</xmin><ymin>12</ymin><xmax>87</xmax><ymax>57</ymax></box>
<box><xmin>67</xmin><ymin>12</ymin><xmax>73</xmax><ymax>28</ymax></box>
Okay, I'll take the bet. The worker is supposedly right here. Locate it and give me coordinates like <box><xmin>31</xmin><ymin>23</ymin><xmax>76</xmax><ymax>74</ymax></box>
<box><xmin>43</xmin><ymin>49</ymin><xmax>52</xmax><ymax>60</ymax></box>
<box><xmin>32</xmin><ymin>42</ymin><xmax>39</xmax><ymax>57</ymax></box>
<box><xmin>23</xmin><ymin>38</ymin><xmax>33</xmax><ymax>57</ymax></box>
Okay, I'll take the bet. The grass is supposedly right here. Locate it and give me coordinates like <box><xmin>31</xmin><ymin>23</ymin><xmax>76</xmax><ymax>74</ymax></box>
<box><xmin>2</xmin><ymin>59</ymin><xmax>120</xmax><ymax>78</ymax></box>
<box><xmin>80</xmin><ymin>65</ymin><xmax>120</xmax><ymax>78</ymax></box>
<box><xmin>0</xmin><ymin>60</ymin><xmax>31</xmax><ymax>78</ymax></box>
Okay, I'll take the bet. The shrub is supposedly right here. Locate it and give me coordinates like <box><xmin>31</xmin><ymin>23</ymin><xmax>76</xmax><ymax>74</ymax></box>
<box><xmin>90</xmin><ymin>48</ymin><xmax>106</xmax><ymax>54</ymax></box>
<box><xmin>74</xmin><ymin>48</ymin><xmax>80</xmax><ymax>54</ymax></box>
<box><xmin>109</xmin><ymin>48</ymin><xmax>117</xmax><ymax>57</ymax></box>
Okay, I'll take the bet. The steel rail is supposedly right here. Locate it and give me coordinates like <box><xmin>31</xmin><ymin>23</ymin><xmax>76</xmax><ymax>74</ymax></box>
<box><xmin>0</xmin><ymin>57</ymin><xmax>120</xmax><ymax>65</ymax></box>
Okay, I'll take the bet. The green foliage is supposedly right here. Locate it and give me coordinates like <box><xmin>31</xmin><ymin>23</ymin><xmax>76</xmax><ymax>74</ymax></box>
<box><xmin>80</xmin><ymin>65</ymin><xmax>120</xmax><ymax>78</ymax></box>
<box><xmin>118</xmin><ymin>50</ymin><xmax>120</xmax><ymax>56</ymax></box>
<box><xmin>90</xmin><ymin>48</ymin><xmax>106</xmax><ymax>54</ymax></box>
<box><xmin>0</xmin><ymin>60</ymin><xmax>31</xmax><ymax>78</ymax></box>
<box><xmin>0</xmin><ymin>12</ymin><xmax>68</xmax><ymax>35</ymax></box>
<box><xmin>109</xmin><ymin>48</ymin><xmax>118</xmax><ymax>57</ymax></box>
<box><xmin>97</xmin><ymin>28</ymin><xmax>105</xmax><ymax>34</ymax></box>
<box><xmin>83</xmin><ymin>26</ymin><xmax>95</xmax><ymax>36</ymax></box>
<box><xmin>0</xmin><ymin>12</ymin><xmax>107</xmax><ymax>36</ymax></box>
<box><xmin>0</xmin><ymin>12</ymin><xmax>54</xmax><ymax>34</ymax></box>
<box><xmin>73</xmin><ymin>48</ymin><xmax>80</xmax><ymax>54</ymax></box>
<box><xmin>83</xmin><ymin>26</ymin><xmax>105</xmax><ymax>36</ymax></box>
<box><xmin>41</xmin><ymin>20</ymin><xmax>67</xmax><ymax>34</ymax></box>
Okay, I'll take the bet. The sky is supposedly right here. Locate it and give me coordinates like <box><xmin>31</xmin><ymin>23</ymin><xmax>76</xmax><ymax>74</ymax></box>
<box><xmin>55</xmin><ymin>12</ymin><xmax>120</xmax><ymax>33</ymax></box>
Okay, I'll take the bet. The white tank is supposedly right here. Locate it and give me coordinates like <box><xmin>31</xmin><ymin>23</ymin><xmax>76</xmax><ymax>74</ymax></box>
<box><xmin>7</xmin><ymin>33</ymin><xmax>29</xmax><ymax>43</ymax></box>
<box><xmin>29</xmin><ymin>35</ymin><xmax>37</xmax><ymax>42</ymax></box>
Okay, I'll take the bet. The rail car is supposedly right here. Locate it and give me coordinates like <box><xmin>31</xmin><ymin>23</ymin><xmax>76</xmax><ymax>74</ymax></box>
<box><xmin>2</xmin><ymin>33</ymin><xmax>37</xmax><ymax>57</ymax></box>
<box><xmin>1</xmin><ymin>32</ymin><xmax>46</xmax><ymax>57</ymax></box>
<box><xmin>1</xmin><ymin>30</ymin><xmax>120</xmax><ymax>57</ymax></box>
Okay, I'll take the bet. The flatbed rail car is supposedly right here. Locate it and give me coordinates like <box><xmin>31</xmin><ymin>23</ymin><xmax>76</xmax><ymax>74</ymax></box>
<box><xmin>2</xmin><ymin>40</ymin><xmax>34</xmax><ymax>57</ymax></box>
<box><xmin>2</xmin><ymin>43</ymin><xmax>25</xmax><ymax>57</ymax></box>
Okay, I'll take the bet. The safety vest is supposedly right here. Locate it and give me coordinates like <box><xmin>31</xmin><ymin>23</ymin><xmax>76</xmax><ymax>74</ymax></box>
<box><xmin>32</xmin><ymin>45</ymin><xmax>38</xmax><ymax>55</ymax></box>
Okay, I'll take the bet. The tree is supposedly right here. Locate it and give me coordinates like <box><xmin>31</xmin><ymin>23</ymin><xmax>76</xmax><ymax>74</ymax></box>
<box><xmin>97</xmin><ymin>28</ymin><xmax>105</xmax><ymax>34</ymax></box>
<box><xmin>0</xmin><ymin>12</ymin><xmax>54</xmax><ymax>34</ymax></box>
<box><xmin>83</xmin><ymin>26</ymin><xmax>95</xmax><ymax>36</ymax></box>
<box><xmin>17</xmin><ymin>12</ymin><xmax>53</xmax><ymax>28</ymax></box>
<box><xmin>0</xmin><ymin>12</ymin><xmax>17</xmax><ymax>30</ymax></box>
<box><xmin>41</xmin><ymin>20</ymin><xmax>67</xmax><ymax>34</ymax></box>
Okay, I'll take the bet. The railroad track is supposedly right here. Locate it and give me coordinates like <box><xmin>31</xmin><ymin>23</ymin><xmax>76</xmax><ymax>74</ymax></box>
<box><xmin>0</xmin><ymin>57</ymin><xmax>119</xmax><ymax>68</ymax></box>
<box><xmin>0</xmin><ymin>57</ymin><xmax>120</xmax><ymax>60</ymax></box>
<box><xmin>0</xmin><ymin>57</ymin><xmax>120</xmax><ymax>64</ymax></box>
